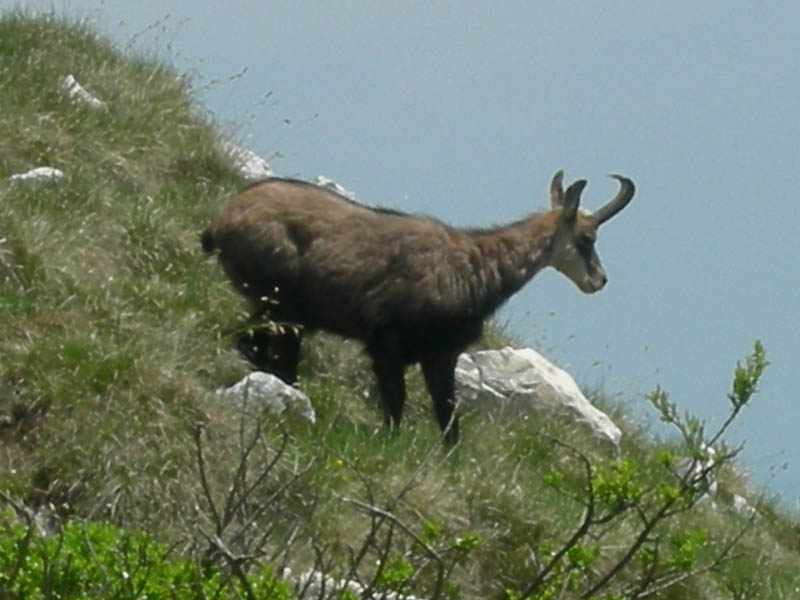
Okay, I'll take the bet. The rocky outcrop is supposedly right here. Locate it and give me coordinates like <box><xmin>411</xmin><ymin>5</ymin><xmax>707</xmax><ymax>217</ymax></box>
<box><xmin>455</xmin><ymin>347</ymin><xmax>621</xmax><ymax>448</ymax></box>
<box><xmin>221</xmin><ymin>141</ymin><xmax>275</xmax><ymax>180</ymax></box>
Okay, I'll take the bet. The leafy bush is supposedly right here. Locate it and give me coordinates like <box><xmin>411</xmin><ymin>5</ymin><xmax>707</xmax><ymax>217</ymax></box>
<box><xmin>0</xmin><ymin>511</ymin><xmax>294</xmax><ymax>599</ymax></box>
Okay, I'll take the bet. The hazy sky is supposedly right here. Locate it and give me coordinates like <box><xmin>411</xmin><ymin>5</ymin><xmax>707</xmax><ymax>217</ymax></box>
<box><xmin>7</xmin><ymin>1</ymin><xmax>800</xmax><ymax>506</ymax></box>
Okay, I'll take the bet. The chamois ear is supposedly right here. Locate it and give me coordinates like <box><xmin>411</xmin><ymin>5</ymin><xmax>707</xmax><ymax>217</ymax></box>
<box><xmin>550</xmin><ymin>170</ymin><xmax>565</xmax><ymax>208</ymax></box>
<box><xmin>561</xmin><ymin>179</ymin><xmax>587</xmax><ymax>221</ymax></box>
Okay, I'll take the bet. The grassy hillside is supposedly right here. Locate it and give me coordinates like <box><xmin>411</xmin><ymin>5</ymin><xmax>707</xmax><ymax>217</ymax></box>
<box><xmin>1</xmin><ymin>11</ymin><xmax>799</xmax><ymax>599</ymax></box>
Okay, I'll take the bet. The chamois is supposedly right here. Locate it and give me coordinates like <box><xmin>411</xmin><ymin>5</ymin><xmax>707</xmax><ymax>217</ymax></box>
<box><xmin>202</xmin><ymin>170</ymin><xmax>634</xmax><ymax>444</ymax></box>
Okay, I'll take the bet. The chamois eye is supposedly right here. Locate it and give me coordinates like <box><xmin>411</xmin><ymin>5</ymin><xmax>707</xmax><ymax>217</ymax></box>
<box><xmin>578</xmin><ymin>234</ymin><xmax>594</xmax><ymax>249</ymax></box>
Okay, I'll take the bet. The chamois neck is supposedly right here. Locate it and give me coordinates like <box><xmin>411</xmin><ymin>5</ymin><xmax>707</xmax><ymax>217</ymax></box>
<box><xmin>467</xmin><ymin>209</ymin><xmax>560</xmax><ymax>314</ymax></box>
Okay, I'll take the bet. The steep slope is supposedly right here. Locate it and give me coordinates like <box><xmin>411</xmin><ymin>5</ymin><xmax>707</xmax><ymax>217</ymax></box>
<box><xmin>1</xmin><ymin>11</ymin><xmax>799</xmax><ymax>599</ymax></box>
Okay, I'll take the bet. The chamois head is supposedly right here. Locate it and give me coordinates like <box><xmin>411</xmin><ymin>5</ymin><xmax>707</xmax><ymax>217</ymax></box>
<box><xmin>548</xmin><ymin>170</ymin><xmax>635</xmax><ymax>293</ymax></box>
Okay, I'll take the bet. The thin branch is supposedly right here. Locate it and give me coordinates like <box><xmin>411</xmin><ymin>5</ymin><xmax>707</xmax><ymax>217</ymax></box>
<box><xmin>221</xmin><ymin>406</ymin><xmax>266</xmax><ymax>527</ymax></box>
<box><xmin>632</xmin><ymin>504</ymin><xmax>758</xmax><ymax>599</ymax></box>
<box><xmin>229</xmin><ymin>456</ymin><xmax>315</xmax><ymax>551</ymax></box>
<box><xmin>198</xmin><ymin>528</ymin><xmax>259</xmax><ymax>600</ymax></box>
<box><xmin>363</xmin><ymin>520</ymin><xmax>396</xmax><ymax>599</ymax></box>
<box><xmin>0</xmin><ymin>492</ymin><xmax>36</xmax><ymax>590</ymax></box>
<box><xmin>626</xmin><ymin>539</ymin><xmax>660</xmax><ymax>599</ymax></box>
<box><xmin>226</xmin><ymin>422</ymin><xmax>291</xmax><ymax>525</ymax></box>
<box><xmin>340</xmin><ymin>495</ymin><xmax>446</xmax><ymax>599</ymax></box>
<box><xmin>82</xmin><ymin>522</ymin><xmax>112</xmax><ymax>597</ymax></box>
<box><xmin>519</xmin><ymin>437</ymin><xmax>595</xmax><ymax>600</ymax></box>
<box><xmin>579</xmin><ymin>499</ymin><xmax>672</xmax><ymax>599</ymax></box>
<box><xmin>193</xmin><ymin>424</ymin><xmax>223</xmax><ymax>536</ymax></box>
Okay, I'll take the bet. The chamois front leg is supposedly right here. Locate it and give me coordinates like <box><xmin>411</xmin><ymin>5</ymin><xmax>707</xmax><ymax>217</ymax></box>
<box><xmin>421</xmin><ymin>351</ymin><xmax>460</xmax><ymax>445</ymax></box>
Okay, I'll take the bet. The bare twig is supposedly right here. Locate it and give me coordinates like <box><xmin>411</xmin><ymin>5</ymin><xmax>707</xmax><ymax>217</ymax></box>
<box><xmin>631</xmin><ymin>503</ymin><xmax>759</xmax><ymax>599</ymax></box>
<box><xmin>198</xmin><ymin>528</ymin><xmax>260</xmax><ymax>600</ymax></box>
<box><xmin>193</xmin><ymin>423</ymin><xmax>223</xmax><ymax>536</ymax></box>
<box><xmin>0</xmin><ymin>491</ymin><xmax>36</xmax><ymax>590</ymax></box>
<box><xmin>341</xmin><ymin>495</ymin><xmax>446</xmax><ymax>599</ymax></box>
<box><xmin>520</xmin><ymin>437</ymin><xmax>595</xmax><ymax>599</ymax></box>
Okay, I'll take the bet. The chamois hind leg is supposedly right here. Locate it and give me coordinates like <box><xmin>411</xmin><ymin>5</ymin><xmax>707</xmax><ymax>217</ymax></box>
<box><xmin>237</xmin><ymin>305</ymin><xmax>302</xmax><ymax>384</ymax></box>
<box><xmin>369</xmin><ymin>350</ymin><xmax>407</xmax><ymax>432</ymax></box>
<box><xmin>421</xmin><ymin>351</ymin><xmax>460</xmax><ymax>445</ymax></box>
<box><xmin>268</xmin><ymin>326</ymin><xmax>302</xmax><ymax>384</ymax></box>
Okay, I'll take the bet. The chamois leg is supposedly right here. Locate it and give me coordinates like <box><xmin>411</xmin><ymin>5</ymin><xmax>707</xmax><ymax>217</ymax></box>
<box><xmin>421</xmin><ymin>352</ymin><xmax>460</xmax><ymax>445</ymax></box>
<box><xmin>370</xmin><ymin>353</ymin><xmax>407</xmax><ymax>431</ymax></box>
<box><xmin>237</xmin><ymin>327</ymin><xmax>302</xmax><ymax>384</ymax></box>
<box><xmin>237</xmin><ymin>305</ymin><xmax>302</xmax><ymax>384</ymax></box>
<box><xmin>268</xmin><ymin>327</ymin><xmax>302</xmax><ymax>384</ymax></box>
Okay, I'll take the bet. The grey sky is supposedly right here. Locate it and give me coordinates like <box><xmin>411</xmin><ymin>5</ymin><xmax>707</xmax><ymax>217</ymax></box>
<box><xmin>8</xmin><ymin>1</ymin><xmax>800</xmax><ymax>506</ymax></box>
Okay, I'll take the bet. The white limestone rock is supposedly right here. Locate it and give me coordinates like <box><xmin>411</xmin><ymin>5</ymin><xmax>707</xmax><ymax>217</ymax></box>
<box><xmin>292</xmin><ymin>568</ymin><xmax>423</xmax><ymax>600</ymax></box>
<box><xmin>313</xmin><ymin>175</ymin><xmax>357</xmax><ymax>200</ymax></box>
<box><xmin>455</xmin><ymin>347</ymin><xmax>621</xmax><ymax>448</ymax></box>
<box><xmin>9</xmin><ymin>166</ymin><xmax>65</xmax><ymax>183</ymax></box>
<box><xmin>676</xmin><ymin>443</ymin><xmax>719</xmax><ymax>504</ymax></box>
<box><xmin>221</xmin><ymin>141</ymin><xmax>275</xmax><ymax>180</ymax></box>
<box><xmin>730</xmin><ymin>493</ymin><xmax>756</xmax><ymax>517</ymax></box>
<box><xmin>60</xmin><ymin>74</ymin><xmax>107</xmax><ymax>110</ymax></box>
<box><xmin>217</xmin><ymin>372</ymin><xmax>315</xmax><ymax>424</ymax></box>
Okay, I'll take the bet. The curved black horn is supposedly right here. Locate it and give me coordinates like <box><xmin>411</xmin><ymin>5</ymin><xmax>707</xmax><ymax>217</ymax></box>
<box><xmin>593</xmin><ymin>174</ymin><xmax>635</xmax><ymax>225</ymax></box>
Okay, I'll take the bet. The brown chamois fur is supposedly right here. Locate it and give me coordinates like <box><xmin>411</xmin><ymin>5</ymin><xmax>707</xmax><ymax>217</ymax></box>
<box><xmin>202</xmin><ymin>170</ymin><xmax>634</xmax><ymax>444</ymax></box>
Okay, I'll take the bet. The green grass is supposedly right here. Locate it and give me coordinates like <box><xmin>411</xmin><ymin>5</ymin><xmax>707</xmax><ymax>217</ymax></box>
<box><xmin>1</xmin><ymin>9</ymin><xmax>799</xmax><ymax>599</ymax></box>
